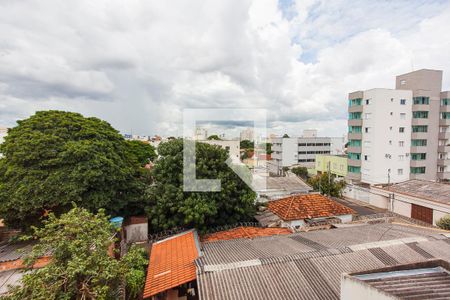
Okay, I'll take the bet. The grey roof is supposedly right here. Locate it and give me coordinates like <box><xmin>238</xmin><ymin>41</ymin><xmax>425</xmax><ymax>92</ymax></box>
<box><xmin>349</xmin><ymin>260</ymin><xmax>450</xmax><ymax>299</ymax></box>
<box><xmin>0</xmin><ymin>242</ymin><xmax>35</xmax><ymax>263</ymax></box>
<box><xmin>196</xmin><ymin>223</ymin><xmax>450</xmax><ymax>300</ymax></box>
<box><xmin>0</xmin><ymin>269</ymin><xmax>23</xmax><ymax>295</ymax></box>
<box><xmin>379</xmin><ymin>180</ymin><xmax>450</xmax><ymax>205</ymax></box>
<box><xmin>253</xmin><ymin>175</ymin><xmax>312</xmax><ymax>199</ymax></box>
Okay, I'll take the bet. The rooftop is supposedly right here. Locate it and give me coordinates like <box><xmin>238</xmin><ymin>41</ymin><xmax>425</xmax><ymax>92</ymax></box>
<box><xmin>346</xmin><ymin>260</ymin><xmax>450</xmax><ymax>299</ymax></box>
<box><xmin>253</xmin><ymin>174</ymin><xmax>312</xmax><ymax>198</ymax></box>
<box><xmin>202</xmin><ymin>226</ymin><xmax>291</xmax><ymax>243</ymax></box>
<box><xmin>143</xmin><ymin>230</ymin><xmax>200</xmax><ymax>298</ymax></box>
<box><xmin>376</xmin><ymin>180</ymin><xmax>450</xmax><ymax>205</ymax></box>
<box><xmin>267</xmin><ymin>194</ymin><xmax>356</xmax><ymax>221</ymax></box>
<box><xmin>196</xmin><ymin>222</ymin><xmax>450</xmax><ymax>300</ymax></box>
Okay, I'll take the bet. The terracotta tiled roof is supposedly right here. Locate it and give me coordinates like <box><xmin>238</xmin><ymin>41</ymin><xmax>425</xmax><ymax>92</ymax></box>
<box><xmin>143</xmin><ymin>230</ymin><xmax>200</xmax><ymax>298</ymax></box>
<box><xmin>202</xmin><ymin>226</ymin><xmax>292</xmax><ymax>242</ymax></box>
<box><xmin>267</xmin><ymin>194</ymin><xmax>356</xmax><ymax>221</ymax></box>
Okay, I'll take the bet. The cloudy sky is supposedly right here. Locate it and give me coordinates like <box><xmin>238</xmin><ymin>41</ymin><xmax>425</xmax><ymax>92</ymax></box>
<box><xmin>1</xmin><ymin>0</ymin><xmax>450</xmax><ymax>138</ymax></box>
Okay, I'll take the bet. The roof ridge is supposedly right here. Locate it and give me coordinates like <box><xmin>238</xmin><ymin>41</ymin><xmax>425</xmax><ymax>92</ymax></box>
<box><xmin>285</xmin><ymin>196</ymin><xmax>296</xmax><ymax>220</ymax></box>
<box><xmin>240</xmin><ymin>226</ymin><xmax>252</xmax><ymax>239</ymax></box>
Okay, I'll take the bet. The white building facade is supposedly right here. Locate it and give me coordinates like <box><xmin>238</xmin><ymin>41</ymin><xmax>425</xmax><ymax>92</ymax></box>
<box><xmin>347</xmin><ymin>89</ymin><xmax>413</xmax><ymax>184</ymax></box>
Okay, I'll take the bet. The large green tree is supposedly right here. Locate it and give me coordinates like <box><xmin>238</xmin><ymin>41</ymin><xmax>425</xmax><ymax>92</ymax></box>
<box><xmin>1</xmin><ymin>207</ymin><xmax>147</xmax><ymax>300</ymax></box>
<box><xmin>307</xmin><ymin>172</ymin><xmax>346</xmax><ymax>197</ymax></box>
<box><xmin>0</xmin><ymin>111</ymin><xmax>144</xmax><ymax>229</ymax></box>
<box><xmin>146</xmin><ymin>139</ymin><xmax>256</xmax><ymax>232</ymax></box>
<box><xmin>126</xmin><ymin>140</ymin><xmax>156</xmax><ymax>166</ymax></box>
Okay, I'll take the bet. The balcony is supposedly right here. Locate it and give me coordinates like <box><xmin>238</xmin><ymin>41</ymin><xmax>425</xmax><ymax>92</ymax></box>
<box><xmin>412</xmin><ymin>104</ymin><xmax>429</xmax><ymax>111</ymax></box>
<box><xmin>440</xmin><ymin>105</ymin><xmax>450</xmax><ymax>113</ymax></box>
<box><xmin>347</xmin><ymin>146</ymin><xmax>361</xmax><ymax>153</ymax></box>
<box><xmin>437</xmin><ymin>159</ymin><xmax>450</xmax><ymax>166</ymax></box>
<box><xmin>348</xmin><ymin>159</ymin><xmax>361</xmax><ymax>167</ymax></box>
<box><xmin>348</xmin><ymin>132</ymin><xmax>362</xmax><ymax>140</ymax></box>
<box><xmin>411</xmin><ymin>118</ymin><xmax>429</xmax><ymax>126</ymax></box>
<box><xmin>411</xmin><ymin>132</ymin><xmax>429</xmax><ymax>139</ymax></box>
<box><xmin>438</xmin><ymin>145</ymin><xmax>450</xmax><ymax>152</ymax></box>
<box><xmin>346</xmin><ymin>172</ymin><xmax>361</xmax><ymax>181</ymax></box>
<box><xmin>439</xmin><ymin>132</ymin><xmax>450</xmax><ymax>139</ymax></box>
<box><xmin>348</xmin><ymin>119</ymin><xmax>362</xmax><ymax>126</ymax></box>
<box><xmin>410</xmin><ymin>146</ymin><xmax>427</xmax><ymax>153</ymax></box>
<box><xmin>437</xmin><ymin>172</ymin><xmax>450</xmax><ymax>180</ymax></box>
<box><xmin>439</xmin><ymin>119</ymin><xmax>450</xmax><ymax>126</ymax></box>
<box><xmin>348</xmin><ymin>105</ymin><xmax>363</xmax><ymax>113</ymax></box>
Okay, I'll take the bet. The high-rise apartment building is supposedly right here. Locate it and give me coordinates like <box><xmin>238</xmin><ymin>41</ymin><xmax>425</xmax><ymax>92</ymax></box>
<box><xmin>347</xmin><ymin>69</ymin><xmax>450</xmax><ymax>184</ymax></box>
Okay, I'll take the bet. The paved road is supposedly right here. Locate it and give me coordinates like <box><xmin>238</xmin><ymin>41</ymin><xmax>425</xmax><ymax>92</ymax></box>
<box><xmin>333</xmin><ymin>197</ymin><xmax>386</xmax><ymax>216</ymax></box>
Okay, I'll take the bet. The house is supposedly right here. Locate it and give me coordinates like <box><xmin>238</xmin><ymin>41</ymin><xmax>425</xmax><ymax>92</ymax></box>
<box><xmin>196</xmin><ymin>221</ymin><xmax>450</xmax><ymax>300</ymax></box>
<box><xmin>261</xmin><ymin>193</ymin><xmax>356</xmax><ymax>228</ymax></box>
<box><xmin>252</xmin><ymin>174</ymin><xmax>312</xmax><ymax>201</ymax></box>
<box><xmin>143</xmin><ymin>230</ymin><xmax>200</xmax><ymax>299</ymax></box>
<box><xmin>370</xmin><ymin>179</ymin><xmax>450</xmax><ymax>225</ymax></box>
<box><xmin>202</xmin><ymin>226</ymin><xmax>291</xmax><ymax>242</ymax></box>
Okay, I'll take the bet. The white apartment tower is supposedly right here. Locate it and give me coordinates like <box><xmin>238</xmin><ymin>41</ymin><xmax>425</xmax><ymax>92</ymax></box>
<box><xmin>347</xmin><ymin>69</ymin><xmax>450</xmax><ymax>184</ymax></box>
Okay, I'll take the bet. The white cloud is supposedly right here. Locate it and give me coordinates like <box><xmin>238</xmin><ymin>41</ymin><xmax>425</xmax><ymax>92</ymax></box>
<box><xmin>0</xmin><ymin>0</ymin><xmax>449</xmax><ymax>137</ymax></box>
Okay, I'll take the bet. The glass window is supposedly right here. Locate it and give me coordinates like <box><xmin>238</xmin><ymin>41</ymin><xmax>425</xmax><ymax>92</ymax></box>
<box><xmin>411</xmin><ymin>153</ymin><xmax>426</xmax><ymax>160</ymax></box>
<box><xmin>348</xmin><ymin>153</ymin><xmax>361</xmax><ymax>160</ymax></box>
<box><xmin>412</xmin><ymin>125</ymin><xmax>428</xmax><ymax>133</ymax></box>
<box><xmin>441</xmin><ymin>98</ymin><xmax>450</xmax><ymax>106</ymax></box>
<box><xmin>399</xmin><ymin>127</ymin><xmax>405</xmax><ymax>133</ymax></box>
<box><xmin>412</xmin><ymin>111</ymin><xmax>428</xmax><ymax>118</ymax></box>
<box><xmin>349</xmin><ymin>98</ymin><xmax>362</xmax><ymax>107</ymax></box>
<box><xmin>348</xmin><ymin>126</ymin><xmax>362</xmax><ymax>133</ymax></box>
<box><xmin>349</xmin><ymin>112</ymin><xmax>362</xmax><ymax>120</ymax></box>
<box><xmin>410</xmin><ymin>167</ymin><xmax>426</xmax><ymax>174</ymax></box>
<box><xmin>411</xmin><ymin>139</ymin><xmax>427</xmax><ymax>146</ymax></box>
<box><xmin>413</xmin><ymin>97</ymin><xmax>429</xmax><ymax>105</ymax></box>
<box><xmin>400</xmin><ymin>99</ymin><xmax>406</xmax><ymax>105</ymax></box>
<box><xmin>400</xmin><ymin>113</ymin><xmax>406</xmax><ymax>119</ymax></box>
<box><xmin>441</xmin><ymin>112</ymin><xmax>450</xmax><ymax>119</ymax></box>
<box><xmin>399</xmin><ymin>141</ymin><xmax>404</xmax><ymax>147</ymax></box>
<box><xmin>348</xmin><ymin>166</ymin><xmax>361</xmax><ymax>173</ymax></box>
<box><xmin>398</xmin><ymin>169</ymin><xmax>403</xmax><ymax>175</ymax></box>
<box><xmin>348</xmin><ymin>140</ymin><xmax>362</xmax><ymax>147</ymax></box>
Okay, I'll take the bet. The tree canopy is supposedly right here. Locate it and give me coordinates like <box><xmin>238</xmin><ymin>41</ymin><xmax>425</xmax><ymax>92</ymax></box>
<box><xmin>2</xmin><ymin>206</ymin><xmax>147</xmax><ymax>300</ymax></box>
<box><xmin>307</xmin><ymin>172</ymin><xmax>346</xmax><ymax>197</ymax></box>
<box><xmin>240</xmin><ymin>139</ymin><xmax>254</xmax><ymax>149</ymax></box>
<box><xmin>291</xmin><ymin>166</ymin><xmax>308</xmax><ymax>179</ymax></box>
<box><xmin>207</xmin><ymin>134</ymin><xmax>221</xmax><ymax>140</ymax></box>
<box><xmin>126</xmin><ymin>140</ymin><xmax>157</xmax><ymax>166</ymax></box>
<box><xmin>0</xmin><ymin>111</ymin><xmax>144</xmax><ymax>229</ymax></box>
<box><xmin>146</xmin><ymin>139</ymin><xmax>256</xmax><ymax>232</ymax></box>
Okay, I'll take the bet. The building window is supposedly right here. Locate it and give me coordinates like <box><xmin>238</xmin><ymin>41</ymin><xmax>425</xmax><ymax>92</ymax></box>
<box><xmin>349</xmin><ymin>98</ymin><xmax>362</xmax><ymax>107</ymax></box>
<box><xmin>389</xmin><ymin>140</ymin><xmax>392</xmax><ymax>145</ymax></box>
<box><xmin>390</xmin><ymin>112</ymin><xmax>393</xmax><ymax>116</ymax></box>
<box><xmin>411</xmin><ymin>139</ymin><xmax>427</xmax><ymax>146</ymax></box>
<box><xmin>400</xmin><ymin>113</ymin><xmax>406</xmax><ymax>119</ymax></box>
<box><xmin>348</xmin><ymin>140</ymin><xmax>361</xmax><ymax>147</ymax></box>
<box><xmin>348</xmin><ymin>126</ymin><xmax>362</xmax><ymax>133</ymax></box>
<box><xmin>365</xmin><ymin>127</ymin><xmax>370</xmax><ymax>133</ymax></box>
<box><xmin>399</xmin><ymin>141</ymin><xmax>404</xmax><ymax>147</ymax></box>
<box><xmin>438</xmin><ymin>166</ymin><xmax>447</xmax><ymax>173</ymax></box>
<box><xmin>364</xmin><ymin>155</ymin><xmax>369</xmax><ymax>161</ymax></box>
<box><xmin>441</xmin><ymin>98</ymin><xmax>450</xmax><ymax>106</ymax></box>
<box><xmin>365</xmin><ymin>99</ymin><xmax>370</xmax><ymax>105</ymax></box>
<box><xmin>400</xmin><ymin>80</ymin><xmax>406</xmax><ymax>85</ymax></box>
<box><xmin>412</xmin><ymin>111</ymin><xmax>428</xmax><ymax>119</ymax></box>
<box><xmin>440</xmin><ymin>126</ymin><xmax>448</xmax><ymax>133</ymax></box>
<box><xmin>348</xmin><ymin>153</ymin><xmax>361</xmax><ymax>160</ymax></box>
<box><xmin>400</xmin><ymin>99</ymin><xmax>406</xmax><ymax>105</ymax></box>
<box><xmin>439</xmin><ymin>140</ymin><xmax>447</xmax><ymax>146</ymax></box>
<box><xmin>441</xmin><ymin>112</ymin><xmax>450</xmax><ymax>119</ymax></box>
<box><xmin>398</xmin><ymin>155</ymin><xmax>404</xmax><ymax>161</ymax></box>
<box><xmin>349</xmin><ymin>112</ymin><xmax>362</xmax><ymax>120</ymax></box>
<box><xmin>412</xmin><ymin>125</ymin><xmax>428</xmax><ymax>133</ymax></box>
<box><xmin>365</xmin><ymin>113</ymin><xmax>371</xmax><ymax>120</ymax></box>
<box><xmin>398</xmin><ymin>169</ymin><xmax>403</xmax><ymax>175</ymax></box>
<box><xmin>411</xmin><ymin>167</ymin><xmax>426</xmax><ymax>174</ymax></box>
<box><xmin>348</xmin><ymin>166</ymin><xmax>361</xmax><ymax>173</ymax></box>
<box><xmin>399</xmin><ymin>127</ymin><xmax>405</xmax><ymax>133</ymax></box>
<box><xmin>411</xmin><ymin>153</ymin><xmax>426</xmax><ymax>160</ymax></box>
<box><xmin>413</xmin><ymin>97</ymin><xmax>429</xmax><ymax>105</ymax></box>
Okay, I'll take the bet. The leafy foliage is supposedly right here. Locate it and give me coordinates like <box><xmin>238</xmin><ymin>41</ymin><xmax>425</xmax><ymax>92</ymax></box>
<box><xmin>146</xmin><ymin>139</ymin><xmax>256</xmax><ymax>232</ymax></box>
<box><xmin>307</xmin><ymin>172</ymin><xmax>346</xmax><ymax>197</ymax></box>
<box><xmin>239</xmin><ymin>139</ymin><xmax>254</xmax><ymax>149</ymax></box>
<box><xmin>0</xmin><ymin>111</ymin><xmax>144</xmax><ymax>229</ymax></box>
<box><xmin>282</xmin><ymin>134</ymin><xmax>289</xmax><ymax>138</ymax></box>
<box><xmin>291</xmin><ymin>166</ymin><xmax>308</xmax><ymax>179</ymax></box>
<box><xmin>1</xmin><ymin>207</ymin><xmax>148</xmax><ymax>300</ymax></box>
<box><xmin>126</xmin><ymin>140</ymin><xmax>156</xmax><ymax>166</ymax></box>
<box><xmin>436</xmin><ymin>215</ymin><xmax>450</xmax><ymax>230</ymax></box>
<box><xmin>206</xmin><ymin>135</ymin><xmax>221</xmax><ymax>140</ymax></box>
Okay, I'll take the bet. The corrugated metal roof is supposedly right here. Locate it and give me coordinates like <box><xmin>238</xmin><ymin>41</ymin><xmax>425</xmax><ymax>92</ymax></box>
<box><xmin>0</xmin><ymin>242</ymin><xmax>35</xmax><ymax>263</ymax></box>
<box><xmin>197</xmin><ymin>223</ymin><xmax>450</xmax><ymax>300</ymax></box>
<box><xmin>0</xmin><ymin>269</ymin><xmax>23</xmax><ymax>295</ymax></box>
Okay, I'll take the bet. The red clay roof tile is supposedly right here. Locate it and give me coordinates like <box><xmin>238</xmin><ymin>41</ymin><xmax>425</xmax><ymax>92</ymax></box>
<box><xmin>202</xmin><ymin>226</ymin><xmax>292</xmax><ymax>242</ymax></box>
<box><xmin>143</xmin><ymin>230</ymin><xmax>199</xmax><ymax>298</ymax></box>
<box><xmin>268</xmin><ymin>194</ymin><xmax>356</xmax><ymax>221</ymax></box>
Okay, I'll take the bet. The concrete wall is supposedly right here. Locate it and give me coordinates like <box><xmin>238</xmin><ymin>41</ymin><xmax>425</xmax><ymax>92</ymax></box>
<box><xmin>315</xmin><ymin>155</ymin><xmax>347</xmax><ymax>177</ymax></box>
<box><xmin>341</xmin><ymin>275</ymin><xmax>396</xmax><ymax>300</ymax></box>
<box><xmin>124</xmin><ymin>223</ymin><xmax>148</xmax><ymax>243</ymax></box>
